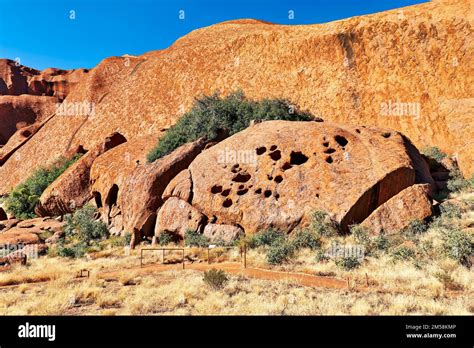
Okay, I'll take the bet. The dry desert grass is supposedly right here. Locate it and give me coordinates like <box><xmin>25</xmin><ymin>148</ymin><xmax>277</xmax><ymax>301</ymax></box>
<box><xmin>0</xmin><ymin>189</ymin><xmax>472</xmax><ymax>315</ymax></box>
<box><xmin>0</xmin><ymin>244</ymin><xmax>472</xmax><ymax>315</ymax></box>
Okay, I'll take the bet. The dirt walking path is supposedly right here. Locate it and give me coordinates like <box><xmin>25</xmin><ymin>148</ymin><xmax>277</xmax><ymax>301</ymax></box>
<box><xmin>98</xmin><ymin>261</ymin><xmax>350</xmax><ymax>290</ymax></box>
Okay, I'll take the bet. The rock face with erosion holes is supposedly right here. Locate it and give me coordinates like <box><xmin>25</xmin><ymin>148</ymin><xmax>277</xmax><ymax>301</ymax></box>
<box><xmin>89</xmin><ymin>134</ymin><xmax>160</xmax><ymax>236</ymax></box>
<box><xmin>165</xmin><ymin>120</ymin><xmax>433</xmax><ymax>234</ymax></box>
<box><xmin>361</xmin><ymin>184</ymin><xmax>433</xmax><ymax>235</ymax></box>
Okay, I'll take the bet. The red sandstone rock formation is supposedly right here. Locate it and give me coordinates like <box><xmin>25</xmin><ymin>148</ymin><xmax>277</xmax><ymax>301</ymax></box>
<box><xmin>0</xmin><ymin>0</ymin><xmax>471</xmax><ymax>196</ymax></box>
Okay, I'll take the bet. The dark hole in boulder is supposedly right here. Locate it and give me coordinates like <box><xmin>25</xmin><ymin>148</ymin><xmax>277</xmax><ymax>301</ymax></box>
<box><xmin>105</xmin><ymin>184</ymin><xmax>119</xmax><ymax>207</ymax></box>
<box><xmin>255</xmin><ymin>188</ymin><xmax>262</xmax><ymax>194</ymax></box>
<box><xmin>326</xmin><ymin>156</ymin><xmax>334</xmax><ymax>164</ymax></box>
<box><xmin>210</xmin><ymin>185</ymin><xmax>223</xmax><ymax>194</ymax></box>
<box><xmin>231</xmin><ymin>164</ymin><xmax>240</xmax><ymax>173</ymax></box>
<box><xmin>0</xmin><ymin>207</ymin><xmax>7</xmax><ymax>220</ymax></box>
<box><xmin>93</xmin><ymin>192</ymin><xmax>103</xmax><ymax>208</ymax></box>
<box><xmin>382</xmin><ymin>132</ymin><xmax>391</xmax><ymax>138</ymax></box>
<box><xmin>237</xmin><ymin>188</ymin><xmax>249</xmax><ymax>196</ymax></box>
<box><xmin>221</xmin><ymin>188</ymin><xmax>231</xmax><ymax>196</ymax></box>
<box><xmin>232</xmin><ymin>172</ymin><xmax>251</xmax><ymax>183</ymax></box>
<box><xmin>274</xmin><ymin>175</ymin><xmax>283</xmax><ymax>183</ymax></box>
<box><xmin>20</xmin><ymin>130</ymin><xmax>32</xmax><ymax>138</ymax></box>
<box><xmin>335</xmin><ymin>135</ymin><xmax>348</xmax><ymax>147</ymax></box>
<box><xmin>269</xmin><ymin>150</ymin><xmax>281</xmax><ymax>161</ymax></box>
<box><xmin>256</xmin><ymin>147</ymin><xmax>266</xmax><ymax>155</ymax></box>
<box><xmin>290</xmin><ymin>151</ymin><xmax>308</xmax><ymax>165</ymax></box>
<box><xmin>270</xmin><ymin>145</ymin><xmax>278</xmax><ymax>151</ymax></box>
<box><xmin>222</xmin><ymin>198</ymin><xmax>233</xmax><ymax>208</ymax></box>
<box><xmin>281</xmin><ymin>162</ymin><xmax>292</xmax><ymax>171</ymax></box>
<box><xmin>324</xmin><ymin>148</ymin><xmax>336</xmax><ymax>154</ymax></box>
<box><xmin>264</xmin><ymin>190</ymin><xmax>272</xmax><ymax>198</ymax></box>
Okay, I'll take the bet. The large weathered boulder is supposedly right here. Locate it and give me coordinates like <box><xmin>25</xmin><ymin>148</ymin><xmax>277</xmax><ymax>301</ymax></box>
<box><xmin>90</xmin><ymin>135</ymin><xmax>159</xmax><ymax>210</ymax></box>
<box><xmin>89</xmin><ymin>134</ymin><xmax>160</xmax><ymax>235</ymax></box>
<box><xmin>178</xmin><ymin>120</ymin><xmax>431</xmax><ymax>234</ymax></box>
<box><xmin>0</xmin><ymin>217</ymin><xmax>64</xmax><ymax>259</ymax></box>
<box><xmin>35</xmin><ymin>132</ymin><xmax>126</xmax><ymax>217</ymax></box>
<box><xmin>203</xmin><ymin>224</ymin><xmax>244</xmax><ymax>244</ymax></box>
<box><xmin>154</xmin><ymin>197</ymin><xmax>206</xmax><ymax>238</ymax></box>
<box><xmin>361</xmin><ymin>184</ymin><xmax>432</xmax><ymax>235</ymax></box>
<box><xmin>121</xmin><ymin>138</ymin><xmax>209</xmax><ymax>245</ymax></box>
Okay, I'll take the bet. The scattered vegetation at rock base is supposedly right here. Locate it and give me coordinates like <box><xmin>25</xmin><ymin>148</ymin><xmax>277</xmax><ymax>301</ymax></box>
<box><xmin>51</xmin><ymin>205</ymin><xmax>109</xmax><ymax>258</ymax></box>
<box><xmin>184</xmin><ymin>230</ymin><xmax>209</xmax><ymax>247</ymax></box>
<box><xmin>242</xmin><ymin>191</ymin><xmax>473</xmax><ymax>270</ymax></box>
<box><xmin>158</xmin><ymin>231</ymin><xmax>177</xmax><ymax>246</ymax></box>
<box><xmin>447</xmin><ymin>168</ymin><xmax>474</xmax><ymax>193</ymax></box>
<box><xmin>4</xmin><ymin>154</ymin><xmax>82</xmax><ymax>219</ymax></box>
<box><xmin>147</xmin><ymin>91</ymin><xmax>313</xmax><ymax>162</ymax></box>
<box><xmin>422</xmin><ymin>146</ymin><xmax>474</xmax><ymax>196</ymax></box>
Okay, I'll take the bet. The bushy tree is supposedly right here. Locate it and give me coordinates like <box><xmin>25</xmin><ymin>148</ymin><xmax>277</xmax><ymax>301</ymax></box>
<box><xmin>58</xmin><ymin>205</ymin><xmax>108</xmax><ymax>258</ymax></box>
<box><xmin>147</xmin><ymin>91</ymin><xmax>313</xmax><ymax>162</ymax></box>
<box><xmin>5</xmin><ymin>154</ymin><xmax>81</xmax><ymax>219</ymax></box>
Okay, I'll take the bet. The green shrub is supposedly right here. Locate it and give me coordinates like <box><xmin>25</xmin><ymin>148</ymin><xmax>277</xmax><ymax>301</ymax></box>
<box><xmin>147</xmin><ymin>91</ymin><xmax>313</xmax><ymax>162</ymax></box>
<box><xmin>390</xmin><ymin>245</ymin><xmax>416</xmax><ymax>262</ymax></box>
<box><xmin>58</xmin><ymin>205</ymin><xmax>108</xmax><ymax>258</ymax></box>
<box><xmin>401</xmin><ymin>220</ymin><xmax>428</xmax><ymax>240</ymax></box>
<box><xmin>373</xmin><ymin>234</ymin><xmax>390</xmax><ymax>252</ymax></box>
<box><xmin>315</xmin><ymin>249</ymin><xmax>330</xmax><ymax>262</ymax></box>
<box><xmin>184</xmin><ymin>230</ymin><xmax>209</xmax><ymax>247</ymax></box>
<box><xmin>56</xmin><ymin>246</ymin><xmax>77</xmax><ymax>258</ymax></box>
<box><xmin>350</xmin><ymin>225</ymin><xmax>371</xmax><ymax>246</ymax></box>
<box><xmin>309</xmin><ymin>210</ymin><xmax>339</xmax><ymax>237</ymax></box>
<box><xmin>109</xmin><ymin>234</ymin><xmax>131</xmax><ymax>248</ymax></box>
<box><xmin>439</xmin><ymin>202</ymin><xmax>463</xmax><ymax>219</ymax></box>
<box><xmin>291</xmin><ymin>229</ymin><xmax>321</xmax><ymax>250</ymax></box>
<box><xmin>421</xmin><ymin>146</ymin><xmax>446</xmax><ymax>163</ymax></box>
<box><xmin>434</xmin><ymin>270</ymin><xmax>463</xmax><ymax>291</ymax></box>
<box><xmin>247</xmin><ymin>228</ymin><xmax>286</xmax><ymax>249</ymax></box>
<box><xmin>335</xmin><ymin>256</ymin><xmax>361</xmax><ymax>270</ymax></box>
<box><xmin>158</xmin><ymin>231</ymin><xmax>177</xmax><ymax>246</ymax></box>
<box><xmin>203</xmin><ymin>269</ymin><xmax>229</xmax><ymax>290</ymax></box>
<box><xmin>447</xmin><ymin>167</ymin><xmax>471</xmax><ymax>193</ymax></box>
<box><xmin>5</xmin><ymin>154</ymin><xmax>82</xmax><ymax>219</ymax></box>
<box><xmin>66</xmin><ymin>205</ymin><xmax>108</xmax><ymax>242</ymax></box>
<box><xmin>440</xmin><ymin>228</ymin><xmax>473</xmax><ymax>267</ymax></box>
<box><xmin>124</xmin><ymin>232</ymin><xmax>132</xmax><ymax>246</ymax></box>
<box><xmin>266</xmin><ymin>242</ymin><xmax>295</xmax><ymax>265</ymax></box>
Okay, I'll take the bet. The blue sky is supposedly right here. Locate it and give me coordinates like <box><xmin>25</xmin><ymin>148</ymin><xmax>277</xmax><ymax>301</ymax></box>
<box><xmin>0</xmin><ymin>0</ymin><xmax>428</xmax><ymax>70</ymax></box>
